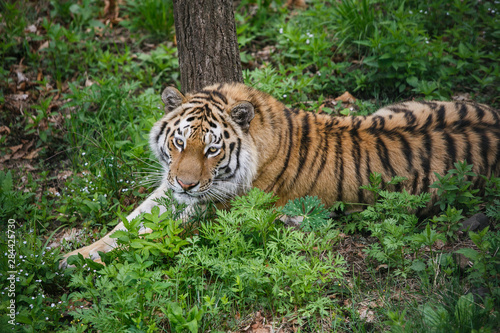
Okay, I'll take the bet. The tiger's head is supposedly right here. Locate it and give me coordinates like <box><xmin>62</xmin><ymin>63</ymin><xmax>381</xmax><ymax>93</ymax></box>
<box><xmin>149</xmin><ymin>84</ymin><xmax>259</xmax><ymax>206</ymax></box>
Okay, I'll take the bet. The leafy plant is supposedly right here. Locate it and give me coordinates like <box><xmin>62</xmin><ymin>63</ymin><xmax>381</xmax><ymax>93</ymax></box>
<box><xmin>483</xmin><ymin>175</ymin><xmax>500</xmax><ymax>220</ymax></box>
<box><xmin>422</xmin><ymin>292</ymin><xmax>497</xmax><ymax>333</ymax></box>
<box><xmin>282</xmin><ymin>195</ymin><xmax>331</xmax><ymax>232</ymax></box>
<box><xmin>0</xmin><ymin>170</ymin><xmax>35</xmax><ymax>222</ymax></box>
<box><xmin>357</xmin><ymin>173</ymin><xmax>430</xmax><ymax>275</ymax></box>
<box><xmin>177</xmin><ymin>189</ymin><xmax>346</xmax><ymax>316</ymax></box>
<box><xmin>430</xmin><ymin>161</ymin><xmax>482</xmax><ymax>213</ymax></box>
<box><xmin>430</xmin><ymin>206</ymin><xmax>465</xmax><ymax>241</ymax></box>
<box><xmin>162</xmin><ymin>302</ymin><xmax>204</xmax><ymax>333</ymax></box>
<box><xmin>456</xmin><ymin>228</ymin><xmax>500</xmax><ymax>292</ymax></box>
<box><xmin>65</xmin><ymin>196</ymin><xmax>190</xmax><ymax>331</ymax></box>
<box><xmin>0</xmin><ymin>220</ymin><xmax>68</xmax><ymax>331</ymax></box>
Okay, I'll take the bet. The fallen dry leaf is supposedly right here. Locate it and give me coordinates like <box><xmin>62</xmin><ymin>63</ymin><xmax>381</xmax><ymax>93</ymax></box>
<box><xmin>85</xmin><ymin>78</ymin><xmax>96</xmax><ymax>87</ymax></box>
<box><xmin>16</xmin><ymin>71</ymin><xmax>29</xmax><ymax>84</ymax></box>
<box><xmin>0</xmin><ymin>126</ymin><xmax>11</xmax><ymax>135</ymax></box>
<box><xmin>286</xmin><ymin>0</ymin><xmax>307</xmax><ymax>9</ymax></box>
<box><xmin>358</xmin><ymin>306</ymin><xmax>376</xmax><ymax>323</ymax></box>
<box><xmin>0</xmin><ymin>154</ymin><xmax>12</xmax><ymax>163</ymax></box>
<box><xmin>335</xmin><ymin>91</ymin><xmax>357</xmax><ymax>103</ymax></box>
<box><xmin>7</xmin><ymin>94</ymin><xmax>29</xmax><ymax>101</ymax></box>
<box><xmin>24</xmin><ymin>24</ymin><xmax>37</xmax><ymax>33</ymax></box>
<box><xmin>9</xmin><ymin>144</ymin><xmax>23</xmax><ymax>153</ymax></box>
<box><xmin>434</xmin><ymin>239</ymin><xmax>445</xmax><ymax>250</ymax></box>
<box><xmin>57</xmin><ymin>170</ymin><xmax>73</xmax><ymax>180</ymax></box>
<box><xmin>103</xmin><ymin>0</ymin><xmax>122</xmax><ymax>24</ymax></box>
<box><xmin>48</xmin><ymin>187</ymin><xmax>58</xmax><ymax>195</ymax></box>
<box><xmin>38</xmin><ymin>40</ymin><xmax>49</xmax><ymax>52</ymax></box>
<box><xmin>24</xmin><ymin>147</ymin><xmax>43</xmax><ymax>160</ymax></box>
<box><xmin>452</xmin><ymin>92</ymin><xmax>471</xmax><ymax>101</ymax></box>
<box><xmin>9</xmin><ymin>141</ymin><xmax>34</xmax><ymax>160</ymax></box>
<box><xmin>37</xmin><ymin>68</ymin><xmax>43</xmax><ymax>81</ymax></box>
<box><xmin>49</xmin><ymin>228</ymin><xmax>81</xmax><ymax>248</ymax></box>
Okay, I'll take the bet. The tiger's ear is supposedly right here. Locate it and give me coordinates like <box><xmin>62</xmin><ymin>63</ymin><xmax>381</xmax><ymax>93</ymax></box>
<box><xmin>230</xmin><ymin>101</ymin><xmax>255</xmax><ymax>131</ymax></box>
<box><xmin>161</xmin><ymin>87</ymin><xmax>185</xmax><ymax>113</ymax></box>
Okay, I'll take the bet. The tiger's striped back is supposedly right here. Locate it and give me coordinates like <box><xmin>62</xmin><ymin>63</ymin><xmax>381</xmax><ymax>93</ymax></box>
<box><xmin>150</xmin><ymin>83</ymin><xmax>500</xmax><ymax>214</ymax></box>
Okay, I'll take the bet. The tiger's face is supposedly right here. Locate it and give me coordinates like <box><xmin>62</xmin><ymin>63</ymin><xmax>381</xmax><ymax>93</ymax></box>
<box><xmin>149</xmin><ymin>86</ymin><xmax>258</xmax><ymax>206</ymax></box>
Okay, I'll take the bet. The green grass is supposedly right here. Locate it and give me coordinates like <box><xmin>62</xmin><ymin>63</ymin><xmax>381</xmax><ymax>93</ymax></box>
<box><xmin>1</xmin><ymin>0</ymin><xmax>499</xmax><ymax>331</ymax></box>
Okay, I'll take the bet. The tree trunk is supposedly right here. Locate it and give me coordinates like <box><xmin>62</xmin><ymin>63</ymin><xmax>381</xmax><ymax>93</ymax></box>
<box><xmin>172</xmin><ymin>0</ymin><xmax>243</xmax><ymax>93</ymax></box>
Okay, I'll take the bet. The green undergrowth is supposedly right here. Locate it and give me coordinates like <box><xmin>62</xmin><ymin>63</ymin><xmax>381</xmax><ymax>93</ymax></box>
<box><xmin>1</xmin><ymin>0</ymin><xmax>499</xmax><ymax>331</ymax></box>
<box><xmin>2</xmin><ymin>164</ymin><xmax>499</xmax><ymax>331</ymax></box>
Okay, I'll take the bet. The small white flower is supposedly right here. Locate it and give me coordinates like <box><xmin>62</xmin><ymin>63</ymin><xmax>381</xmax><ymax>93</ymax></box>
<box><xmin>283</xmin><ymin>94</ymin><xmax>287</xmax><ymax>98</ymax></box>
<box><xmin>82</xmin><ymin>152</ymin><xmax>86</xmax><ymax>156</ymax></box>
<box><xmin>306</xmin><ymin>39</ymin><xmax>310</xmax><ymax>44</ymax></box>
<box><xmin>279</xmin><ymin>28</ymin><xmax>283</xmax><ymax>34</ymax></box>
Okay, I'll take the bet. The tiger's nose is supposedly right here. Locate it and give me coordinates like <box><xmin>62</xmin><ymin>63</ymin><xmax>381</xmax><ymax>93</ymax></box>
<box><xmin>177</xmin><ymin>178</ymin><xmax>199</xmax><ymax>191</ymax></box>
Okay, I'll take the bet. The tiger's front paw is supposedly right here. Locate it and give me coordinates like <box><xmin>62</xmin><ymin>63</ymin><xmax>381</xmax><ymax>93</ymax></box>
<box><xmin>59</xmin><ymin>239</ymin><xmax>114</xmax><ymax>269</ymax></box>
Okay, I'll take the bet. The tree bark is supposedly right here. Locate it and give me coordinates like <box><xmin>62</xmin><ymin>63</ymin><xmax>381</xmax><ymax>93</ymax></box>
<box><xmin>172</xmin><ymin>0</ymin><xmax>243</xmax><ymax>93</ymax></box>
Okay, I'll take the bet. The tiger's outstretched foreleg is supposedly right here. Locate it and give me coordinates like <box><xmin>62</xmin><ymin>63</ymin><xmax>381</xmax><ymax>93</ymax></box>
<box><xmin>59</xmin><ymin>187</ymin><xmax>169</xmax><ymax>269</ymax></box>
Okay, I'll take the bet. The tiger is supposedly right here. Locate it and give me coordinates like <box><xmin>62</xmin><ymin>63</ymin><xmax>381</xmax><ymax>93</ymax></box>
<box><xmin>60</xmin><ymin>82</ymin><xmax>500</xmax><ymax>267</ymax></box>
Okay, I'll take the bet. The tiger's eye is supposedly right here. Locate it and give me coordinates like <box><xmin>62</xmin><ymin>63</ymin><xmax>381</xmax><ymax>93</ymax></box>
<box><xmin>175</xmin><ymin>138</ymin><xmax>183</xmax><ymax>147</ymax></box>
<box><xmin>208</xmin><ymin>147</ymin><xmax>219</xmax><ymax>154</ymax></box>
